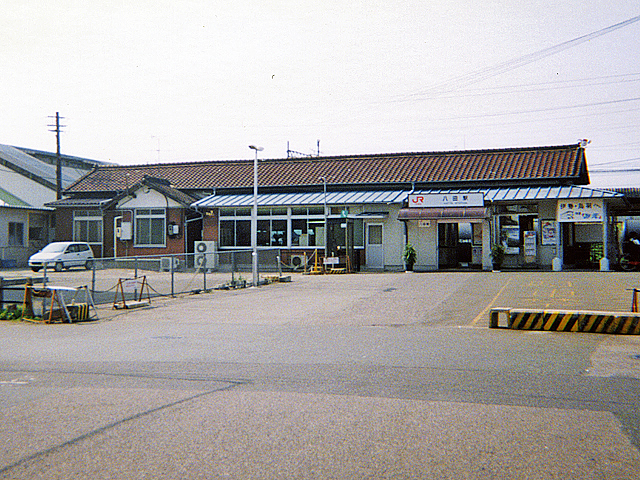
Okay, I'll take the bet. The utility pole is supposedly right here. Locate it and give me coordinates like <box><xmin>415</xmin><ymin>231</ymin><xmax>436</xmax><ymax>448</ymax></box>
<box><xmin>48</xmin><ymin>112</ymin><xmax>65</xmax><ymax>199</ymax></box>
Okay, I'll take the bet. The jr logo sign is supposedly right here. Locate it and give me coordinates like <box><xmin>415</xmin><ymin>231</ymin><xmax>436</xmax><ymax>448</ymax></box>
<box><xmin>408</xmin><ymin>193</ymin><xmax>484</xmax><ymax>208</ymax></box>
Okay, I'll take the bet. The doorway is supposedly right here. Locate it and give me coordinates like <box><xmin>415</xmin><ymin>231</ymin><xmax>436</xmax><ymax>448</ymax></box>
<box><xmin>366</xmin><ymin>223</ymin><xmax>384</xmax><ymax>269</ymax></box>
<box><xmin>438</xmin><ymin>222</ymin><xmax>473</xmax><ymax>268</ymax></box>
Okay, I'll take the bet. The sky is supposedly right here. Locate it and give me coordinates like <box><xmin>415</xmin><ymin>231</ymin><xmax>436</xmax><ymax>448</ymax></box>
<box><xmin>1</xmin><ymin>1</ymin><xmax>639</xmax><ymax>188</ymax></box>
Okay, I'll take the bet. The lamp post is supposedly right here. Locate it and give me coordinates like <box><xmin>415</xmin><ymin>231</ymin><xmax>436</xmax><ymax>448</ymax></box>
<box><xmin>249</xmin><ymin>145</ymin><xmax>263</xmax><ymax>287</ymax></box>
<box><xmin>319</xmin><ymin>176</ymin><xmax>328</xmax><ymax>260</ymax></box>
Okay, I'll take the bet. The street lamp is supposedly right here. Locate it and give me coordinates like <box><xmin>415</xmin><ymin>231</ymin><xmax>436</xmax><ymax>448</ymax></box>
<box><xmin>249</xmin><ymin>145</ymin><xmax>263</xmax><ymax>287</ymax></box>
<box><xmin>319</xmin><ymin>176</ymin><xmax>328</xmax><ymax>260</ymax></box>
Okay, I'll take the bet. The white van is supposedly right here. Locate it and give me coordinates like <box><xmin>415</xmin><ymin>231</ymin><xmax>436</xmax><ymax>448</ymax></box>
<box><xmin>29</xmin><ymin>242</ymin><xmax>94</xmax><ymax>272</ymax></box>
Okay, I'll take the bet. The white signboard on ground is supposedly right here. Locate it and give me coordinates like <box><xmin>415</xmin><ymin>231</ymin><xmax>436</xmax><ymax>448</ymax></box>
<box><xmin>323</xmin><ymin>256</ymin><xmax>339</xmax><ymax>265</ymax></box>
<box><xmin>557</xmin><ymin>199</ymin><xmax>603</xmax><ymax>223</ymax></box>
<box><xmin>408</xmin><ymin>193</ymin><xmax>484</xmax><ymax>208</ymax></box>
<box><xmin>123</xmin><ymin>278</ymin><xmax>138</xmax><ymax>293</ymax></box>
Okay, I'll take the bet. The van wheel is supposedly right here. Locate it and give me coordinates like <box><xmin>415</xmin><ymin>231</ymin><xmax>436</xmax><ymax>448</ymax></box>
<box><xmin>30</xmin><ymin>267</ymin><xmax>41</xmax><ymax>272</ymax></box>
<box><xmin>55</xmin><ymin>262</ymin><xmax>63</xmax><ymax>272</ymax></box>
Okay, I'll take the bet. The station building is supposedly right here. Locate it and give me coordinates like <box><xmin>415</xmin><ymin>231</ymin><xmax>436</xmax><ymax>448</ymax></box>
<box><xmin>50</xmin><ymin>142</ymin><xmax>625</xmax><ymax>271</ymax></box>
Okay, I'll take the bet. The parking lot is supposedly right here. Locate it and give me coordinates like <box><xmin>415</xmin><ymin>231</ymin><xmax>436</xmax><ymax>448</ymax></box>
<box><xmin>1</xmin><ymin>269</ymin><xmax>640</xmax><ymax>478</ymax></box>
<box><xmin>2</xmin><ymin>266</ymin><xmax>640</xmax><ymax>318</ymax></box>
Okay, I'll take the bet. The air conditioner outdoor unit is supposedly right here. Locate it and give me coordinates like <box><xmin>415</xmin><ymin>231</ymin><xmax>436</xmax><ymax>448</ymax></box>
<box><xmin>160</xmin><ymin>256</ymin><xmax>180</xmax><ymax>272</ymax></box>
<box><xmin>194</xmin><ymin>241</ymin><xmax>217</xmax><ymax>270</ymax></box>
<box><xmin>290</xmin><ymin>254</ymin><xmax>308</xmax><ymax>269</ymax></box>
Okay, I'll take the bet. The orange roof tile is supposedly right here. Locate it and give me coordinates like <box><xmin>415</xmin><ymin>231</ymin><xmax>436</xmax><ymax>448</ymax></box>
<box><xmin>65</xmin><ymin>143</ymin><xmax>588</xmax><ymax>194</ymax></box>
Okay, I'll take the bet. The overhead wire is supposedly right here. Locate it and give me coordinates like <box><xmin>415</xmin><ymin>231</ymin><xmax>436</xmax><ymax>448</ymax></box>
<box><xmin>402</xmin><ymin>14</ymin><xmax>640</xmax><ymax>99</ymax></box>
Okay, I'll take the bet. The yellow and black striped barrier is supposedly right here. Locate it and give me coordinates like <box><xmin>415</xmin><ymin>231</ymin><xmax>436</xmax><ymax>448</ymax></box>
<box><xmin>490</xmin><ymin>308</ymin><xmax>640</xmax><ymax>334</ymax></box>
<box><xmin>68</xmin><ymin>303</ymin><xmax>90</xmax><ymax>322</ymax></box>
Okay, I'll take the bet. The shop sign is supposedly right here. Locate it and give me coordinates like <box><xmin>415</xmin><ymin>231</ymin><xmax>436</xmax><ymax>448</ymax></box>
<box><xmin>408</xmin><ymin>193</ymin><xmax>484</xmax><ymax>208</ymax></box>
<box><xmin>557</xmin><ymin>199</ymin><xmax>603</xmax><ymax>223</ymax></box>
<box><xmin>524</xmin><ymin>231</ymin><xmax>537</xmax><ymax>261</ymax></box>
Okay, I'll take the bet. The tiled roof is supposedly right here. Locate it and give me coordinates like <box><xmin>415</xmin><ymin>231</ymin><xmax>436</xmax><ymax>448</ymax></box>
<box><xmin>140</xmin><ymin>180</ymin><xmax>197</xmax><ymax>206</ymax></box>
<box><xmin>65</xmin><ymin>144</ymin><xmax>588</xmax><ymax>194</ymax></box>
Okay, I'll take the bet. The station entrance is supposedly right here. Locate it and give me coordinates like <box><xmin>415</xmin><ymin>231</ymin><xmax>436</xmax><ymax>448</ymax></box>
<box><xmin>438</xmin><ymin>222</ymin><xmax>481</xmax><ymax>269</ymax></box>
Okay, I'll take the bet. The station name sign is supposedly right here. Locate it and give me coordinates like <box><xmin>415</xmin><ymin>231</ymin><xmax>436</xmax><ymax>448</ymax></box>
<box><xmin>408</xmin><ymin>193</ymin><xmax>484</xmax><ymax>208</ymax></box>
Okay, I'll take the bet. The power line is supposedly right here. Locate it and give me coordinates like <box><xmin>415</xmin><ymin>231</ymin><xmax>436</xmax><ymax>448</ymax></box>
<box><xmin>436</xmin><ymin>96</ymin><xmax>640</xmax><ymax>121</ymax></box>
<box><xmin>414</xmin><ymin>74</ymin><xmax>640</xmax><ymax>101</ymax></box>
<box><xmin>590</xmin><ymin>167</ymin><xmax>640</xmax><ymax>173</ymax></box>
<box><xmin>403</xmin><ymin>14</ymin><xmax>640</xmax><ymax>99</ymax></box>
<box><xmin>590</xmin><ymin>156</ymin><xmax>640</xmax><ymax>167</ymax></box>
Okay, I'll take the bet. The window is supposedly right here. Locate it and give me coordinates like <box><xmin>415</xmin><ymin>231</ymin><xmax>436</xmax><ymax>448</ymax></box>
<box><xmin>135</xmin><ymin>208</ymin><xmax>166</xmax><ymax>246</ymax></box>
<box><xmin>28</xmin><ymin>213</ymin><xmax>48</xmax><ymax>244</ymax></box>
<box><xmin>257</xmin><ymin>219</ymin><xmax>288</xmax><ymax>246</ymax></box>
<box><xmin>73</xmin><ymin>210</ymin><xmax>103</xmax><ymax>244</ymax></box>
<box><xmin>368</xmin><ymin>224</ymin><xmax>383</xmax><ymax>245</ymax></box>
<box><xmin>292</xmin><ymin>218</ymin><xmax>325</xmax><ymax>247</ymax></box>
<box><xmin>353</xmin><ymin>219</ymin><xmax>364</xmax><ymax>247</ymax></box>
<box><xmin>220</xmin><ymin>220</ymin><xmax>235</xmax><ymax>247</ymax></box>
<box><xmin>497</xmin><ymin>213</ymin><xmax>538</xmax><ymax>255</ymax></box>
<box><xmin>220</xmin><ymin>208</ymin><xmax>288</xmax><ymax>247</ymax></box>
<box><xmin>8</xmin><ymin>222</ymin><xmax>24</xmax><ymax>246</ymax></box>
<box><xmin>236</xmin><ymin>220</ymin><xmax>250</xmax><ymax>246</ymax></box>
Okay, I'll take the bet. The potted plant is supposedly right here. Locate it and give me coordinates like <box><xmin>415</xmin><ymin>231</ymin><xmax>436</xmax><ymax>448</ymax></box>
<box><xmin>491</xmin><ymin>243</ymin><xmax>505</xmax><ymax>270</ymax></box>
<box><xmin>403</xmin><ymin>243</ymin><xmax>417</xmax><ymax>271</ymax></box>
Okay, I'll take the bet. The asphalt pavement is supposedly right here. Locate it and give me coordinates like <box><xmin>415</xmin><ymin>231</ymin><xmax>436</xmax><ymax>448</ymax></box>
<box><xmin>1</xmin><ymin>270</ymin><xmax>640</xmax><ymax>479</ymax></box>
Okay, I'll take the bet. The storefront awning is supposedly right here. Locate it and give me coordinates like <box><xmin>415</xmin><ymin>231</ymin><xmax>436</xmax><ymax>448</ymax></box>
<box><xmin>193</xmin><ymin>190</ymin><xmax>408</xmax><ymax>208</ymax></box>
<box><xmin>397</xmin><ymin>207</ymin><xmax>489</xmax><ymax>220</ymax></box>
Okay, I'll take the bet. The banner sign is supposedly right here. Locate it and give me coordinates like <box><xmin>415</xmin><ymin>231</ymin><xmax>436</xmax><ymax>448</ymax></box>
<box><xmin>541</xmin><ymin>221</ymin><xmax>556</xmax><ymax>245</ymax></box>
<box><xmin>557</xmin><ymin>199</ymin><xmax>603</xmax><ymax>223</ymax></box>
<box><xmin>408</xmin><ymin>193</ymin><xmax>484</xmax><ymax>208</ymax></box>
<box><xmin>524</xmin><ymin>231</ymin><xmax>537</xmax><ymax>259</ymax></box>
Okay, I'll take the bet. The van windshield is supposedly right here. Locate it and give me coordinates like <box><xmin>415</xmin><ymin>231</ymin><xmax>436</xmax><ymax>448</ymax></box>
<box><xmin>41</xmin><ymin>243</ymin><xmax>68</xmax><ymax>253</ymax></box>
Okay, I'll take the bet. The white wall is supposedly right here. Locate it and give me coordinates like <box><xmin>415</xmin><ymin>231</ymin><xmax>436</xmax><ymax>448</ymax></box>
<box><xmin>0</xmin><ymin>208</ymin><xmax>32</xmax><ymax>266</ymax></box>
<box><xmin>407</xmin><ymin>220</ymin><xmax>438</xmax><ymax>271</ymax></box>
<box><xmin>117</xmin><ymin>187</ymin><xmax>182</xmax><ymax>209</ymax></box>
<box><xmin>381</xmin><ymin>206</ymin><xmax>405</xmax><ymax>269</ymax></box>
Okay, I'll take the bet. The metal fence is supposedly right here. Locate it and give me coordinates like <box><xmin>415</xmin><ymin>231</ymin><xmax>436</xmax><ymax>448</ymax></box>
<box><xmin>0</xmin><ymin>248</ymin><xmax>300</xmax><ymax>310</ymax></box>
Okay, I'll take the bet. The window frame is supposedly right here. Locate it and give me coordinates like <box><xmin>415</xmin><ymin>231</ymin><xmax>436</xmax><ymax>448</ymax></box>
<box><xmin>73</xmin><ymin>210</ymin><xmax>103</xmax><ymax>245</ymax></box>
<box><xmin>134</xmin><ymin>208</ymin><xmax>166</xmax><ymax>247</ymax></box>
<box><xmin>8</xmin><ymin>222</ymin><xmax>24</xmax><ymax>246</ymax></box>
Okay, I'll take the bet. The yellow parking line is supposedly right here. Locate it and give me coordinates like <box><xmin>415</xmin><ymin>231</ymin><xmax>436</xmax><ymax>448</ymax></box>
<box><xmin>471</xmin><ymin>278</ymin><xmax>512</xmax><ymax>326</ymax></box>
